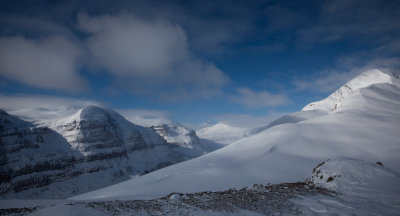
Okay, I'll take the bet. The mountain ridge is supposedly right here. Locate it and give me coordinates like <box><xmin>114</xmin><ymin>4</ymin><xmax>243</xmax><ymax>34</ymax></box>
<box><xmin>303</xmin><ymin>69</ymin><xmax>400</xmax><ymax>112</ymax></box>
<box><xmin>72</xmin><ymin>69</ymin><xmax>400</xmax><ymax>201</ymax></box>
<box><xmin>0</xmin><ymin>106</ymin><xmax>209</xmax><ymax>199</ymax></box>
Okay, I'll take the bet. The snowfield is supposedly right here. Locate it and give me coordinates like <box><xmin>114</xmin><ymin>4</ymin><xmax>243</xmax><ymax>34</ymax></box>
<box><xmin>71</xmin><ymin>69</ymin><xmax>400</xmax><ymax>201</ymax></box>
<box><xmin>1</xmin><ymin>157</ymin><xmax>399</xmax><ymax>215</ymax></box>
<box><xmin>295</xmin><ymin>157</ymin><xmax>400</xmax><ymax>215</ymax></box>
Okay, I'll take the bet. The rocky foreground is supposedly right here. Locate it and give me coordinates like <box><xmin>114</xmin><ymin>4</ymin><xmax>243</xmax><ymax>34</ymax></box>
<box><xmin>1</xmin><ymin>158</ymin><xmax>399</xmax><ymax>215</ymax></box>
<box><xmin>1</xmin><ymin>181</ymin><xmax>333</xmax><ymax>216</ymax></box>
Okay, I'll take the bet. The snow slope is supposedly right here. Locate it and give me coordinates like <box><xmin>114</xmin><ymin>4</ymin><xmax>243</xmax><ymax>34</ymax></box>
<box><xmin>295</xmin><ymin>157</ymin><xmax>400</xmax><ymax>215</ymax></box>
<box><xmin>72</xmin><ymin>69</ymin><xmax>400</xmax><ymax>201</ymax></box>
<box><xmin>4</xmin><ymin>157</ymin><xmax>398</xmax><ymax>215</ymax></box>
<box><xmin>196</xmin><ymin>123</ymin><xmax>250</xmax><ymax>145</ymax></box>
<box><xmin>250</xmin><ymin>110</ymin><xmax>327</xmax><ymax>135</ymax></box>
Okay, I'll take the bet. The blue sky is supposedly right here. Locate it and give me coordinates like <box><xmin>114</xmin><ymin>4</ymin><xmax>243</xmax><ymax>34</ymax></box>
<box><xmin>0</xmin><ymin>0</ymin><xmax>399</xmax><ymax>127</ymax></box>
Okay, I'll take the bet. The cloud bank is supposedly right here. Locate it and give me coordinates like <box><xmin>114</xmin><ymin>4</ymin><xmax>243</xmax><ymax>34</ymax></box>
<box><xmin>78</xmin><ymin>13</ymin><xmax>229</xmax><ymax>100</ymax></box>
<box><xmin>0</xmin><ymin>36</ymin><xmax>87</xmax><ymax>92</ymax></box>
<box><xmin>0</xmin><ymin>11</ymin><xmax>230</xmax><ymax>101</ymax></box>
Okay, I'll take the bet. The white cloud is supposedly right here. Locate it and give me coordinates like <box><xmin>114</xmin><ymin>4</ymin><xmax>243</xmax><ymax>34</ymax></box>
<box><xmin>0</xmin><ymin>36</ymin><xmax>87</xmax><ymax>92</ymax></box>
<box><xmin>231</xmin><ymin>88</ymin><xmax>289</xmax><ymax>109</ymax></box>
<box><xmin>78</xmin><ymin>13</ymin><xmax>229</xmax><ymax>100</ymax></box>
<box><xmin>0</xmin><ymin>94</ymin><xmax>100</xmax><ymax>121</ymax></box>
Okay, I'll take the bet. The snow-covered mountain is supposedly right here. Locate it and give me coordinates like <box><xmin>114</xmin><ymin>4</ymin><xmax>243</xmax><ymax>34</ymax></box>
<box><xmin>72</xmin><ymin>69</ymin><xmax>400</xmax><ymax>201</ymax></box>
<box><xmin>46</xmin><ymin>106</ymin><xmax>167</xmax><ymax>156</ymax></box>
<box><xmin>0</xmin><ymin>110</ymin><xmax>80</xmax><ymax>198</ymax></box>
<box><xmin>302</xmin><ymin>69</ymin><xmax>400</xmax><ymax>111</ymax></box>
<box><xmin>127</xmin><ymin>117</ymin><xmax>207</xmax><ymax>156</ymax></box>
<box><xmin>0</xmin><ymin>106</ymin><xmax>209</xmax><ymax>198</ymax></box>
<box><xmin>196</xmin><ymin>123</ymin><xmax>250</xmax><ymax>145</ymax></box>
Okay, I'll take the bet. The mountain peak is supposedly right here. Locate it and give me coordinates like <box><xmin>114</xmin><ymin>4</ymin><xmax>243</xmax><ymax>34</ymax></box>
<box><xmin>71</xmin><ymin>105</ymin><xmax>118</xmax><ymax>122</ymax></box>
<box><xmin>344</xmin><ymin>69</ymin><xmax>398</xmax><ymax>89</ymax></box>
<box><xmin>302</xmin><ymin>69</ymin><xmax>399</xmax><ymax>111</ymax></box>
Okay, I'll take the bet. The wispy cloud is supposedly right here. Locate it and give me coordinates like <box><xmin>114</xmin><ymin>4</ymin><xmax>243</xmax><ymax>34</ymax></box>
<box><xmin>231</xmin><ymin>88</ymin><xmax>289</xmax><ymax>109</ymax></box>
<box><xmin>0</xmin><ymin>94</ymin><xmax>100</xmax><ymax>121</ymax></box>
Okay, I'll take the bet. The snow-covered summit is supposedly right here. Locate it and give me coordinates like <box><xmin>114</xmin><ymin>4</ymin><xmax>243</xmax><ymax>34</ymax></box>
<box><xmin>62</xmin><ymin>105</ymin><xmax>137</xmax><ymax>127</ymax></box>
<box><xmin>0</xmin><ymin>109</ymin><xmax>32</xmax><ymax>128</ymax></box>
<box><xmin>48</xmin><ymin>105</ymin><xmax>165</xmax><ymax>155</ymax></box>
<box><xmin>131</xmin><ymin>117</ymin><xmax>203</xmax><ymax>151</ymax></box>
<box><xmin>303</xmin><ymin>69</ymin><xmax>400</xmax><ymax>111</ymax></box>
<box><xmin>73</xmin><ymin>105</ymin><xmax>116</xmax><ymax>121</ymax></box>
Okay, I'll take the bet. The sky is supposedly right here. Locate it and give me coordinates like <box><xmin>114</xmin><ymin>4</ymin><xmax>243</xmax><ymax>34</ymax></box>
<box><xmin>0</xmin><ymin>0</ymin><xmax>399</xmax><ymax>128</ymax></box>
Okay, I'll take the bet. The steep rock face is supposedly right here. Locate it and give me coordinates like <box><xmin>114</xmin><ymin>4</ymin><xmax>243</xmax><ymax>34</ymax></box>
<box><xmin>149</xmin><ymin>124</ymin><xmax>199</xmax><ymax>149</ymax></box>
<box><xmin>54</xmin><ymin>106</ymin><xmax>165</xmax><ymax>157</ymax></box>
<box><xmin>0</xmin><ymin>106</ymin><xmax>203</xmax><ymax>198</ymax></box>
<box><xmin>132</xmin><ymin>117</ymin><xmax>206</xmax><ymax>157</ymax></box>
<box><xmin>0</xmin><ymin>110</ymin><xmax>79</xmax><ymax>197</ymax></box>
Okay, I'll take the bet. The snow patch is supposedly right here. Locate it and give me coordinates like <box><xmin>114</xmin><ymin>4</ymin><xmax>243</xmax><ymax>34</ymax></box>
<box><xmin>311</xmin><ymin>157</ymin><xmax>400</xmax><ymax>194</ymax></box>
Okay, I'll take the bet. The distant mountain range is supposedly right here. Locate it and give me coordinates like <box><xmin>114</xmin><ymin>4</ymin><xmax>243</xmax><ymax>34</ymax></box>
<box><xmin>0</xmin><ymin>105</ymin><xmax>209</xmax><ymax>198</ymax></box>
